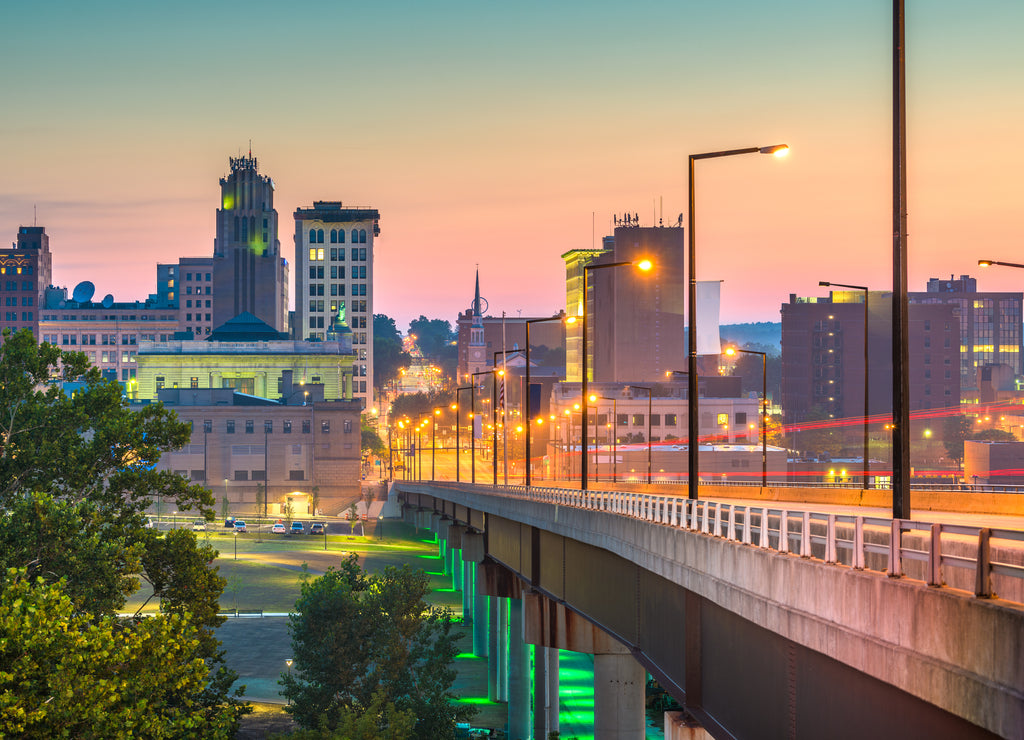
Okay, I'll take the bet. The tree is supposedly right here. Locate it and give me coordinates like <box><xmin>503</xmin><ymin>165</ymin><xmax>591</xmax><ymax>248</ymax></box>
<box><xmin>942</xmin><ymin>415</ymin><xmax>973</xmax><ymax>466</ymax></box>
<box><xmin>974</xmin><ymin>428</ymin><xmax>1017</xmax><ymax>443</ymax></box>
<box><xmin>0</xmin><ymin>569</ymin><xmax>241</xmax><ymax>738</ymax></box>
<box><xmin>389</xmin><ymin>391</ymin><xmax>454</xmax><ymax>422</ymax></box>
<box><xmin>309</xmin><ymin>486</ymin><xmax>321</xmax><ymax>517</ymax></box>
<box><xmin>282</xmin><ymin>555</ymin><xmax>474</xmax><ymax>739</ymax></box>
<box><xmin>0</xmin><ymin>330</ymin><xmax>243</xmax><ymax>729</ymax></box>
<box><xmin>373</xmin><ymin>314</ymin><xmax>411</xmax><ymax>394</ymax></box>
<box><xmin>408</xmin><ymin>316</ymin><xmax>453</xmax><ymax>360</ymax></box>
<box><xmin>362</xmin><ymin>427</ymin><xmax>386</xmax><ymax>458</ymax></box>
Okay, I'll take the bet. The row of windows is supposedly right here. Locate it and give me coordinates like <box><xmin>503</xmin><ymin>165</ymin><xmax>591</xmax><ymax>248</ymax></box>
<box><xmin>185</xmin><ymin>286</ymin><xmax>211</xmax><ymax>296</ymax></box>
<box><xmin>2</xmin><ymin>280</ymin><xmax>34</xmax><ymax>291</ymax></box>
<box><xmin>3</xmin><ymin>312</ymin><xmax>32</xmax><ymax>321</ymax></box>
<box><xmin>185</xmin><ymin>299</ymin><xmax>211</xmax><ymax>308</ymax></box>
<box><xmin>3</xmin><ymin>296</ymin><xmax>33</xmax><ymax>306</ymax></box>
<box><xmin>309</xmin><ymin>247</ymin><xmax>369</xmax><ymax>263</ymax></box>
<box><xmin>185</xmin><ymin>272</ymin><xmax>212</xmax><ymax>282</ymax></box>
<box><xmin>0</xmin><ymin>266</ymin><xmax>33</xmax><ymax>276</ymax></box>
<box><xmin>308</xmin><ymin>229</ymin><xmax>368</xmax><ymax>244</ymax></box>
<box><xmin>40</xmin><ymin>314</ymin><xmax>175</xmax><ymax>322</ymax></box>
<box><xmin>201</xmin><ymin>418</ymin><xmax>354</xmax><ymax>434</ymax></box>
<box><xmin>185</xmin><ymin>313</ymin><xmax>211</xmax><ymax>322</ymax></box>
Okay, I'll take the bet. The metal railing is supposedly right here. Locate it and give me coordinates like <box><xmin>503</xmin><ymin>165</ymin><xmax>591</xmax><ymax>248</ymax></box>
<box><xmin>417</xmin><ymin>481</ymin><xmax>1024</xmax><ymax>605</ymax></box>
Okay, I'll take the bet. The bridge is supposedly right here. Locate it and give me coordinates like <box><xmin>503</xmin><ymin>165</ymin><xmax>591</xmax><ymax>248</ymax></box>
<box><xmin>393</xmin><ymin>480</ymin><xmax>1024</xmax><ymax>739</ymax></box>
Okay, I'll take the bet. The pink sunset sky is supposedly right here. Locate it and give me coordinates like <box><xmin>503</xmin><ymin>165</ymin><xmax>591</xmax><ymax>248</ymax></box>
<box><xmin>1</xmin><ymin>1</ymin><xmax>1022</xmax><ymax>332</ymax></box>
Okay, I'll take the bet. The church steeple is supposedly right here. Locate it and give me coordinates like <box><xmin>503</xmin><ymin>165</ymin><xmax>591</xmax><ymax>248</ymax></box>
<box><xmin>467</xmin><ymin>268</ymin><xmax>486</xmax><ymax>377</ymax></box>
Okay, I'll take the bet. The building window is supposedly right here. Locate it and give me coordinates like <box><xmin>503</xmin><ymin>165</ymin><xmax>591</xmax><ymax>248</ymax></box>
<box><xmin>234</xmin><ymin>470</ymin><xmax>249</xmax><ymax>481</ymax></box>
<box><xmin>283</xmin><ymin>420</ymin><xmax>292</xmax><ymax>434</ymax></box>
<box><xmin>190</xmin><ymin>377</ymin><xmax>199</xmax><ymax>389</ymax></box>
<box><xmin>665</xmin><ymin>413</ymin><xmax>677</xmax><ymax>426</ymax></box>
<box><xmin>264</xmin><ymin>420</ymin><xmax>273</xmax><ymax>433</ymax></box>
<box><xmin>245</xmin><ymin>420</ymin><xmax>254</xmax><ymax>434</ymax></box>
<box><xmin>289</xmin><ymin>470</ymin><xmax>305</xmax><ymax>481</ymax></box>
<box><xmin>330</xmin><ymin>229</ymin><xmax>337</xmax><ymax>243</ymax></box>
<box><xmin>321</xmin><ymin>420</ymin><xmax>330</xmax><ymax>433</ymax></box>
<box><xmin>155</xmin><ymin>375</ymin><xmax>165</xmax><ymax>391</ymax></box>
<box><xmin>343</xmin><ymin>420</ymin><xmax>353</xmax><ymax>433</ymax></box>
<box><xmin>632</xmin><ymin>414</ymin><xmax>644</xmax><ymax>426</ymax></box>
<box><xmin>302</xmin><ymin>420</ymin><xmax>311</xmax><ymax>434</ymax></box>
<box><xmin>204</xmin><ymin>419</ymin><xmax>213</xmax><ymax>433</ymax></box>
<box><xmin>226</xmin><ymin>420</ymin><xmax>235</xmax><ymax>434</ymax></box>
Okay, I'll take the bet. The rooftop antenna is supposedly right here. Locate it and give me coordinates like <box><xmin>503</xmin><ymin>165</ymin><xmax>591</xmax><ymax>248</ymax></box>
<box><xmin>33</xmin><ymin>204</ymin><xmax>36</xmax><ymax>227</ymax></box>
<box><xmin>249</xmin><ymin>139</ymin><xmax>252</xmax><ymax>157</ymax></box>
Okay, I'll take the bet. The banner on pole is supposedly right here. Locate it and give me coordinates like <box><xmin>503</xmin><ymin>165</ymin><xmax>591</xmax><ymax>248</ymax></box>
<box><xmin>696</xmin><ymin>281</ymin><xmax>721</xmax><ymax>355</ymax></box>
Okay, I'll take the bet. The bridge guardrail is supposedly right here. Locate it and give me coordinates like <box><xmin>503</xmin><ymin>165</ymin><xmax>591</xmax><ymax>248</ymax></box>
<box><xmin>418</xmin><ymin>481</ymin><xmax>1024</xmax><ymax>605</ymax></box>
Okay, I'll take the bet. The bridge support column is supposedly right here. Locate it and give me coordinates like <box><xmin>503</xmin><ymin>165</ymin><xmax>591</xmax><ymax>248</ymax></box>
<box><xmin>508</xmin><ymin>598</ymin><xmax>530</xmax><ymax>740</ymax></box>
<box><xmin>473</xmin><ymin>573</ymin><xmax>487</xmax><ymax>656</ymax></box>
<box><xmin>533</xmin><ymin>646</ymin><xmax>559</xmax><ymax>740</ymax></box>
<box><xmin>594</xmin><ymin>653</ymin><xmax>646</xmax><ymax>740</ymax></box>
<box><xmin>664</xmin><ymin>711</ymin><xmax>712</xmax><ymax>740</ymax></box>
<box><xmin>524</xmin><ymin>589</ymin><xmax>646</xmax><ymax>739</ymax></box>
<box><xmin>487</xmin><ymin>596</ymin><xmax>499</xmax><ymax>701</ymax></box>
<box><xmin>497</xmin><ymin>596</ymin><xmax>509</xmax><ymax>702</ymax></box>
<box><xmin>462</xmin><ymin>560</ymin><xmax>473</xmax><ymax>622</ymax></box>
<box><xmin>461</xmin><ymin>532</ymin><xmax>487</xmax><ymax>652</ymax></box>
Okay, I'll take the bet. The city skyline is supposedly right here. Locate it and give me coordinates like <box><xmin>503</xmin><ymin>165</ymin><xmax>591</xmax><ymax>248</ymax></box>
<box><xmin>1</xmin><ymin>1</ymin><xmax>1022</xmax><ymax>331</ymax></box>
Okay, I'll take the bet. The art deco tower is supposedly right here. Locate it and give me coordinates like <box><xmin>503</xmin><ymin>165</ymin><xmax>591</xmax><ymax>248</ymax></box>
<box><xmin>212</xmin><ymin>153</ymin><xmax>289</xmax><ymax>332</ymax></box>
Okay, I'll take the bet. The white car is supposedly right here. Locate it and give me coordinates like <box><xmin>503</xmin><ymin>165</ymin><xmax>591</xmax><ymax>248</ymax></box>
<box><xmin>192</xmin><ymin>520</ymin><xmax>206</xmax><ymax>532</ymax></box>
<box><xmin>271</xmin><ymin>522</ymin><xmax>286</xmax><ymax>534</ymax></box>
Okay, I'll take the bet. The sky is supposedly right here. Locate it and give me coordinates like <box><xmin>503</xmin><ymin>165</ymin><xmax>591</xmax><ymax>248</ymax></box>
<box><xmin>1</xmin><ymin>1</ymin><xmax>1022</xmax><ymax>332</ymax></box>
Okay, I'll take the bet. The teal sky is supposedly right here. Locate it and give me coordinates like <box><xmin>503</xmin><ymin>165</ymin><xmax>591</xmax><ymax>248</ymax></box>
<box><xmin>1</xmin><ymin>1</ymin><xmax>1022</xmax><ymax>329</ymax></box>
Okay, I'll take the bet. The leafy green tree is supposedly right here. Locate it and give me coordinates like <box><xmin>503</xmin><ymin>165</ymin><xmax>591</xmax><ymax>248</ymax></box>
<box><xmin>408</xmin><ymin>316</ymin><xmax>453</xmax><ymax>359</ymax></box>
<box><xmin>974</xmin><ymin>428</ymin><xmax>1017</xmax><ymax>443</ymax></box>
<box><xmin>362</xmin><ymin>427</ymin><xmax>386</xmax><ymax>458</ymax></box>
<box><xmin>309</xmin><ymin>486</ymin><xmax>321</xmax><ymax>517</ymax></box>
<box><xmin>373</xmin><ymin>314</ymin><xmax>411</xmax><ymax>394</ymax></box>
<box><xmin>282</xmin><ymin>555</ymin><xmax>474</xmax><ymax>739</ymax></box>
<box><xmin>284</xmin><ymin>689</ymin><xmax>416</xmax><ymax>740</ymax></box>
<box><xmin>0</xmin><ymin>569</ymin><xmax>240</xmax><ymax>738</ymax></box>
<box><xmin>389</xmin><ymin>391</ymin><xmax>454</xmax><ymax>423</ymax></box>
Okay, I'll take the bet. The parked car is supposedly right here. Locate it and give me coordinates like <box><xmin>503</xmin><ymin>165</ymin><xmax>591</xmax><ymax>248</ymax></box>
<box><xmin>290</xmin><ymin>521</ymin><xmax>304</xmax><ymax>535</ymax></box>
<box><xmin>233</xmin><ymin>520</ymin><xmax>247</xmax><ymax>533</ymax></box>
<box><xmin>309</xmin><ymin>522</ymin><xmax>326</xmax><ymax>535</ymax></box>
<box><xmin>224</xmin><ymin>517</ymin><xmax>236</xmax><ymax>528</ymax></box>
<box><xmin>192</xmin><ymin>520</ymin><xmax>206</xmax><ymax>532</ymax></box>
<box><xmin>143</xmin><ymin>517</ymin><xmax>154</xmax><ymax>529</ymax></box>
<box><xmin>271</xmin><ymin>522</ymin><xmax>286</xmax><ymax>534</ymax></box>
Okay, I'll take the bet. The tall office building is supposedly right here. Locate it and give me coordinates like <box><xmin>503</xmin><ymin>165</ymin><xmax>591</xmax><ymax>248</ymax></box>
<box><xmin>910</xmin><ymin>275</ymin><xmax>1023</xmax><ymax>391</ymax></box>
<box><xmin>562</xmin><ymin>224</ymin><xmax>685</xmax><ymax>384</ymax></box>
<box><xmin>212</xmin><ymin>153</ymin><xmax>289</xmax><ymax>332</ymax></box>
<box><xmin>0</xmin><ymin>226</ymin><xmax>51</xmax><ymax>341</ymax></box>
<box><xmin>293</xmin><ymin>201</ymin><xmax>381</xmax><ymax>411</ymax></box>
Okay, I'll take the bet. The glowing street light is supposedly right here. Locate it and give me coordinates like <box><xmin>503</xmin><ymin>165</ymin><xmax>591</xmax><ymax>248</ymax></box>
<box><xmin>688</xmin><ymin>143</ymin><xmax>788</xmax><ymax>500</ymax></box>
<box><xmin>582</xmin><ymin>258</ymin><xmax>653</xmax><ymax>490</ymax></box>
<box><xmin>724</xmin><ymin>347</ymin><xmax>768</xmax><ymax>486</ymax></box>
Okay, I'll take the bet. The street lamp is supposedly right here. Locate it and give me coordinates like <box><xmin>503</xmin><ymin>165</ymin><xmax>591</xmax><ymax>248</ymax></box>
<box><xmin>493</xmin><ymin>349</ymin><xmax>518</xmax><ymax>486</ymax></box>
<box><xmin>455</xmin><ymin>388</ymin><xmax>472</xmax><ymax>482</ymax></box>
<box><xmin>724</xmin><ymin>347</ymin><xmax>768</xmax><ymax>486</ymax></box>
<box><xmin>819</xmin><ymin>281</ymin><xmax>870</xmax><ymax>489</ymax></box>
<box><xmin>471</xmin><ymin>370</ymin><xmax>493</xmax><ymax>485</ymax></box>
<box><xmin>979</xmin><ymin>259</ymin><xmax>1024</xmax><ymax>270</ymax></box>
<box><xmin>628</xmin><ymin>386</ymin><xmax>653</xmax><ymax>484</ymax></box>
<box><xmin>688</xmin><ymin>143</ymin><xmax>788</xmax><ymax>501</ymax></box>
<box><xmin>581</xmin><ymin>258</ymin><xmax>653</xmax><ymax>490</ymax></box>
<box><xmin>233</xmin><ymin>530</ymin><xmax>238</xmax><ymax>560</ymax></box>
<box><xmin>525</xmin><ymin>314</ymin><xmax>572</xmax><ymax>487</ymax></box>
<box><xmin>378</xmin><ymin>513</ymin><xmax>383</xmax><ymax>540</ymax></box>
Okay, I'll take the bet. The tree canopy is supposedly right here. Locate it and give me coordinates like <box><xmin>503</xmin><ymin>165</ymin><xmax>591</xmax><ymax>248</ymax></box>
<box><xmin>282</xmin><ymin>554</ymin><xmax>474</xmax><ymax>739</ymax></box>
<box><xmin>373</xmin><ymin>314</ymin><xmax>411</xmax><ymax>394</ymax></box>
<box><xmin>0</xmin><ymin>330</ymin><xmax>244</xmax><ymax>733</ymax></box>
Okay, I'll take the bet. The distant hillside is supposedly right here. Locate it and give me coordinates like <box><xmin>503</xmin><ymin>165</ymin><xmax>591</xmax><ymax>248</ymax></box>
<box><xmin>720</xmin><ymin>322</ymin><xmax>781</xmax><ymax>356</ymax></box>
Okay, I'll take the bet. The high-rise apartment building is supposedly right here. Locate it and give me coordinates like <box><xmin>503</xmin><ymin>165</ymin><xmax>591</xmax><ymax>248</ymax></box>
<box><xmin>0</xmin><ymin>226</ymin><xmax>52</xmax><ymax>341</ymax></box>
<box><xmin>910</xmin><ymin>275</ymin><xmax>1023</xmax><ymax>390</ymax></box>
<box><xmin>781</xmin><ymin>291</ymin><xmax>961</xmax><ymax>424</ymax></box>
<box><xmin>293</xmin><ymin>201</ymin><xmax>381</xmax><ymax>411</ymax></box>
<box><xmin>562</xmin><ymin>224</ymin><xmax>685</xmax><ymax>384</ymax></box>
<box><xmin>212</xmin><ymin>153</ymin><xmax>289</xmax><ymax>332</ymax></box>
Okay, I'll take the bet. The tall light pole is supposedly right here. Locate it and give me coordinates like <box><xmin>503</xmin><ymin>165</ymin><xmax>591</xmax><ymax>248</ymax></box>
<box><xmin>724</xmin><ymin>347</ymin><xmax>768</xmax><ymax>486</ymax></box>
<box><xmin>818</xmin><ymin>281</ymin><xmax>870</xmax><ymax>489</ymax></box>
<box><xmin>454</xmin><ymin>389</ymin><xmax>471</xmax><ymax>483</ymax></box>
<box><xmin>629</xmin><ymin>386</ymin><xmax>653</xmax><ymax>484</ymax></box>
<box><xmin>431</xmin><ymin>407</ymin><xmax>441</xmax><ymax>481</ymax></box>
<box><xmin>581</xmin><ymin>259</ymin><xmax>652</xmax><ymax>490</ymax></box>
<box><xmin>891</xmin><ymin>0</ymin><xmax>910</xmax><ymax>519</ymax></box>
<box><xmin>493</xmin><ymin>349</ymin><xmax>517</xmax><ymax>486</ymax></box>
<box><xmin>688</xmin><ymin>143</ymin><xmax>788</xmax><ymax>501</ymax></box>
<box><xmin>525</xmin><ymin>314</ymin><xmax>571</xmax><ymax>487</ymax></box>
<box><xmin>471</xmin><ymin>370</ymin><xmax>493</xmax><ymax>485</ymax></box>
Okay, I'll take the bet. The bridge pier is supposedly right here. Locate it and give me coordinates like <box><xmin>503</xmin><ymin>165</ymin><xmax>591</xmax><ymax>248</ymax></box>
<box><xmin>533</xmin><ymin>645</ymin><xmax>559</xmax><ymax>740</ymax></box>
<box><xmin>508</xmin><ymin>597</ymin><xmax>530</xmax><ymax>740</ymax></box>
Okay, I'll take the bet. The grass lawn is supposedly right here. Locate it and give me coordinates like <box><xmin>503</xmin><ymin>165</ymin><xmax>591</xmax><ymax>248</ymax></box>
<box><xmin>123</xmin><ymin>520</ymin><xmax>455</xmax><ymax>616</ymax></box>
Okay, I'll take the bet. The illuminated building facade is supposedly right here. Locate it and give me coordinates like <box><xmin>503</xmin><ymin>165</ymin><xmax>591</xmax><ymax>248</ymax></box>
<box><xmin>910</xmin><ymin>275</ymin><xmax>1023</xmax><ymax>391</ymax></box>
<box><xmin>293</xmin><ymin>201</ymin><xmax>380</xmax><ymax>411</ymax></box>
<box><xmin>781</xmin><ymin>291</ymin><xmax>961</xmax><ymax>425</ymax></box>
<box><xmin>0</xmin><ymin>226</ymin><xmax>52</xmax><ymax>341</ymax></box>
<box><xmin>135</xmin><ymin>312</ymin><xmax>357</xmax><ymax>402</ymax></box>
<box><xmin>213</xmin><ymin>153</ymin><xmax>289</xmax><ymax>332</ymax></box>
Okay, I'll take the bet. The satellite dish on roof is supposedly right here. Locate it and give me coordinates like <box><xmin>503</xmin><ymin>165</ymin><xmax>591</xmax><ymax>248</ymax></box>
<box><xmin>101</xmin><ymin>294</ymin><xmax>114</xmax><ymax>308</ymax></box>
<box><xmin>71</xmin><ymin>281</ymin><xmax>95</xmax><ymax>304</ymax></box>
